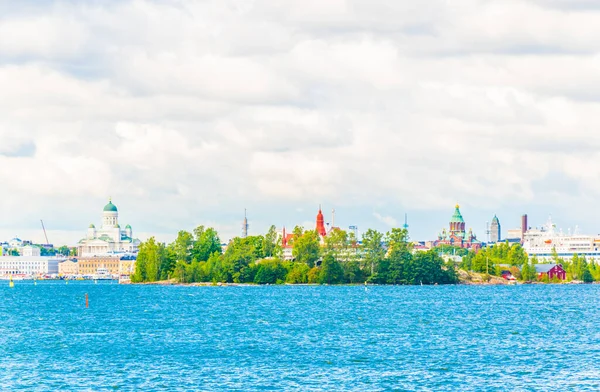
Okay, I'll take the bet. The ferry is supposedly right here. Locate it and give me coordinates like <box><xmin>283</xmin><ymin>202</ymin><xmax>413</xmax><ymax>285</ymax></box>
<box><xmin>93</xmin><ymin>268</ymin><xmax>114</xmax><ymax>280</ymax></box>
<box><xmin>523</xmin><ymin>217</ymin><xmax>600</xmax><ymax>262</ymax></box>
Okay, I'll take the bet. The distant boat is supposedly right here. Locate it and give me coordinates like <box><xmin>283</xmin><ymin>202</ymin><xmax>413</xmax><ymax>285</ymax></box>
<box><xmin>93</xmin><ymin>268</ymin><xmax>113</xmax><ymax>280</ymax></box>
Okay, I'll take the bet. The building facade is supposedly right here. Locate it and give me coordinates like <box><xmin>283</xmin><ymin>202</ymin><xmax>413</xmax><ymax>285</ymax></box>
<box><xmin>77</xmin><ymin>199</ymin><xmax>140</xmax><ymax>257</ymax></box>
<box><xmin>77</xmin><ymin>256</ymin><xmax>136</xmax><ymax>277</ymax></box>
<box><xmin>78</xmin><ymin>256</ymin><xmax>122</xmax><ymax>275</ymax></box>
<box><xmin>21</xmin><ymin>245</ymin><xmax>41</xmax><ymax>257</ymax></box>
<box><xmin>58</xmin><ymin>260</ymin><xmax>79</xmax><ymax>276</ymax></box>
<box><xmin>0</xmin><ymin>256</ymin><xmax>63</xmax><ymax>277</ymax></box>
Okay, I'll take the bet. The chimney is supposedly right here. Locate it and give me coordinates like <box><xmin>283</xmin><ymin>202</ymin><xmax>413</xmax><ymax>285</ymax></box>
<box><xmin>521</xmin><ymin>214</ymin><xmax>528</xmax><ymax>240</ymax></box>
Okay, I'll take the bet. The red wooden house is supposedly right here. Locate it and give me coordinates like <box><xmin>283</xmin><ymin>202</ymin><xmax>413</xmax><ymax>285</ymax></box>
<box><xmin>535</xmin><ymin>264</ymin><xmax>566</xmax><ymax>280</ymax></box>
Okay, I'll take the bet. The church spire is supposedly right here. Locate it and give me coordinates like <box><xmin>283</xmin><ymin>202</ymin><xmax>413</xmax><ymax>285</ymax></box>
<box><xmin>316</xmin><ymin>205</ymin><xmax>326</xmax><ymax>237</ymax></box>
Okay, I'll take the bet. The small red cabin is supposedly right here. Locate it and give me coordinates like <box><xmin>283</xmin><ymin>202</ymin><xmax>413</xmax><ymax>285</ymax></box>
<box><xmin>535</xmin><ymin>264</ymin><xmax>566</xmax><ymax>280</ymax></box>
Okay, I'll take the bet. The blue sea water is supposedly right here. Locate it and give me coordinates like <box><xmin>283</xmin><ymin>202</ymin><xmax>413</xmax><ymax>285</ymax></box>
<box><xmin>1</xmin><ymin>282</ymin><xmax>599</xmax><ymax>391</ymax></box>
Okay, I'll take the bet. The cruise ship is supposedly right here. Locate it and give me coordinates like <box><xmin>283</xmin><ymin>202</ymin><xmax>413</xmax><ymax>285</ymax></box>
<box><xmin>523</xmin><ymin>217</ymin><xmax>600</xmax><ymax>262</ymax></box>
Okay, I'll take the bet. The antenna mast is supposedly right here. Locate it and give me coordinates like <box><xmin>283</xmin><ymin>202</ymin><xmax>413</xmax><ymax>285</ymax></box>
<box><xmin>242</xmin><ymin>209</ymin><xmax>249</xmax><ymax>238</ymax></box>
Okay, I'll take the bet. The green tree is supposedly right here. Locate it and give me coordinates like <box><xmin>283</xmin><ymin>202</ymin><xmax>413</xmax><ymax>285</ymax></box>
<box><xmin>582</xmin><ymin>265</ymin><xmax>594</xmax><ymax>283</ymax></box>
<box><xmin>343</xmin><ymin>259</ymin><xmax>363</xmax><ymax>284</ymax></box>
<box><xmin>262</xmin><ymin>225</ymin><xmax>281</xmax><ymax>258</ymax></box>
<box><xmin>254</xmin><ymin>259</ymin><xmax>287</xmax><ymax>284</ymax></box>
<box><xmin>383</xmin><ymin>228</ymin><xmax>412</xmax><ymax>284</ymax></box>
<box><xmin>293</xmin><ymin>230</ymin><xmax>321</xmax><ymax>268</ymax></box>
<box><xmin>192</xmin><ymin>226</ymin><xmax>222</xmax><ymax>262</ymax></box>
<box><xmin>286</xmin><ymin>263</ymin><xmax>310</xmax><ymax>283</ymax></box>
<box><xmin>132</xmin><ymin>237</ymin><xmax>166</xmax><ymax>282</ymax></box>
<box><xmin>411</xmin><ymin>250</ymin><xmax>451</xmax><ymax>284</ymax></box>
<box><xmin>521</xmin><ymin>260</ymin><xmax>531</xmax><ymax>281</ymax></box>
<box><xmin>56</xmin><ymin>245</ymin><xmax>71</xmax><ymax>257</ymax></box>
<box><xmin>173</xmin><ymin>230</ymin><xmax>193</xmax><ymax>263</ymax></box>
<box><xmin>361</xmin><ymin>229</ymin><xmax>385</xmax><ymax>278</ymax></box>
<box><xmin>324</xmin><ymin>228</ymin><xmax>348</xmax><ymax>261</ymax></box>
<box><xmin>221</xmin><ymin>237</ymin><xmax>261</xmax><ymax>282</ymax></box>
<box><xmin>319</xmin><ymin>254</ymin><xmax>344</xmax><ymax>284</ymax></box>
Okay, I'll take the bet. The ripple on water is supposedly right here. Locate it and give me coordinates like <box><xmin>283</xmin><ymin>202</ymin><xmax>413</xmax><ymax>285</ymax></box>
<box><xmin>0</xmin><ymin>282</ymin><xmax>599</xmax><ymax>390</ymax></box>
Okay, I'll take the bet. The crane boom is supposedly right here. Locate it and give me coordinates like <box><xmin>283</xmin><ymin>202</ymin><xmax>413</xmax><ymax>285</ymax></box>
<box><xmin>40</xmin><ymin>219</ymin><xmax>49</xmax><ymax>245</ymax></box>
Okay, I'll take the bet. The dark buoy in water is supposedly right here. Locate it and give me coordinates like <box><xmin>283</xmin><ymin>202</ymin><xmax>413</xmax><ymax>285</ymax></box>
<box><xmin>85</xmin><ymin>293</ymin><xmax>89</xmax><ymax>308</ymax></box>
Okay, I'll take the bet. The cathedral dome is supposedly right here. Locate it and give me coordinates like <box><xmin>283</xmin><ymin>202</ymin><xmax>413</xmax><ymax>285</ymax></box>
<box><xmin>103</xmin><ymin>200</ymin><xmax>118</xmax><ymax>212</ymax></box>
<box><xmin>450</xmin><ymin>204</ymin><xmax>464</xmax><ymax>223</ymax></box>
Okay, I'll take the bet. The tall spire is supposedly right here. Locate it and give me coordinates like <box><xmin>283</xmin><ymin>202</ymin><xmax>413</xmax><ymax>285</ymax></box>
<box><xmin>316</xmin><ymin>205</ymin><xmax>326</xmax><ymax>237</ymax></box>
<box><xmin>242</xmin><ymin>209</ymin><xmax>248</xmax><ymax>238</ymax></box>
<box><xmin>282</xmin><ymin>226</ymin><xmax>287</xmax><ymax>247</ymax></box>
<box><xmin>403</xmin><ymin>213</ymin><xmax>409</xmax><ymax>230</ymax></box>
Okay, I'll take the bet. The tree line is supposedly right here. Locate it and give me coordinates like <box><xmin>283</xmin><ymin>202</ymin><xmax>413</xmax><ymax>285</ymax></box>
<box><xmin>459</xmin><ymin>242</ymin><xmax>600</xmax><ymax>283</ymax></box>
<box><xmin>131</xmin><ymin>225</ymin><xmax>458</xmax><ymax>285</ymax></box>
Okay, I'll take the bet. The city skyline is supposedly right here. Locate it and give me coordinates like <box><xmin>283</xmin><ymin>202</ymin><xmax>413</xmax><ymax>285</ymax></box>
<box><xmin>0</xmin><ymin>197</ymin><xmax>593</xmax><ymax>247</ymax></box>
<box><xmin>3</xmin><ymin>1</ymin><xmax>600</xmax><ymax>245</ymax></box>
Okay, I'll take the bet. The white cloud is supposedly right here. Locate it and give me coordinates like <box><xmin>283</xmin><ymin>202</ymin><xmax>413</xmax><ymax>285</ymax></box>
<box><xmin>373</xmin><ymin>213</ymin><xmax>397</xmax><ymax>227</ymax></box>
<box><xmin>1</xmin><ymin>0</ymin><xmax>600</xmax><ymax>244</ymax></box>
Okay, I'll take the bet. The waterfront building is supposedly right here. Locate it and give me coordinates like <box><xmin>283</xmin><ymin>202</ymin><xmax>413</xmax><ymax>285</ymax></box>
<box><xmin>435</xmin><ymin>205</ymin><xmax>482</xmax><ymax>250</ymax></box>
<box><xmin>280</xmin><ymin>206</ymin><xmax>358</xmax><ymax>261</ymax></box>
<box><xmin>0</xmin><ymin>256</ymin><xmax>64</xmax><ymax>277</ymax></box>
<box><xmin>78</xmin><ymin>256</ymin><xmax>121</xmax><ymax>276</ymax></box>
<box><xmin>77</xmin><ymin>255</ymin><xmax>136</xmax><ymax>276</ymax></box>
<box><xmin>490</xmin><ymin>215</ymin><xmax>501</xmax><ymax>243</ymax></box>
<box><xmin>523</xmin><ymin>216</ymin><xmax>600</xmax><ymax>262</ymax></box>
<box><xmin>58</xmin><ymin>260</ymin><xmax>79</xmax><ymax>276</ymax></box>
<box><xmin>77</xmin><ymin>199</ymin><xmax>140</xmax><ymax>257</ymax></box>
<box><xmin>535</xmin><ymin>264</ymin><xmax>566</xmax><ymax>280</ymax></box>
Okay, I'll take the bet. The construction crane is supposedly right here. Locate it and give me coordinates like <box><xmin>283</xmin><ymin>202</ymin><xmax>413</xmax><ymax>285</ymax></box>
<box><xmin>40</xmin><ymin>220</ymin><xmax>50</xmax><ymax>245</ymax></box>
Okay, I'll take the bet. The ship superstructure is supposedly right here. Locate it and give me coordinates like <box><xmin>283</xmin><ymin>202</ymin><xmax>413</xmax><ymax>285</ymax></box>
<box><xmin>523</xmin><ymin>217</ymin><xmax>600</xmax><ymax>261</ymax></box>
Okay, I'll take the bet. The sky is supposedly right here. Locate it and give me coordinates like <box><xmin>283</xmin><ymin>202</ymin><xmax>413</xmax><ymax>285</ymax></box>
<box><xmin>2</xmin><ymin>0</ymin><xmax>600</xmax><ymax>246</ymax></box>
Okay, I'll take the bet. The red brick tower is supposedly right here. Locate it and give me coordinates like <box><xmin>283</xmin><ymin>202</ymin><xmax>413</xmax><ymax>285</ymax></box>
<box><xmin>316</xmin><ymin>206</ymin><xmax>327</xmax><ymax>237</ymax></box>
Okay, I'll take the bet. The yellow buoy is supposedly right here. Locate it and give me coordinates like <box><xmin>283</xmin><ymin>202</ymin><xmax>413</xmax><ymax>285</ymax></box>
<box><xmin>9</xmin><ymin>276</ymin><xmax>14</xmax><ymax>288</ymax></box>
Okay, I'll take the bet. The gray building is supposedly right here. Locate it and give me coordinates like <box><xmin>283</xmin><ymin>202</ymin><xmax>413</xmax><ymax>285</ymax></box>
<box><xmin>490</xmin><ymin>215</ymin><xmax>501</xmax><ymax>243</ymax></box>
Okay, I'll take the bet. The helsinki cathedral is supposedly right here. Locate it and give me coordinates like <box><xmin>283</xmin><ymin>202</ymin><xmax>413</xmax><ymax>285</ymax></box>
<box><xmin>76</xmin><ymin>199</ymin><xmax>140</xmax><ymax>257</ymax></box>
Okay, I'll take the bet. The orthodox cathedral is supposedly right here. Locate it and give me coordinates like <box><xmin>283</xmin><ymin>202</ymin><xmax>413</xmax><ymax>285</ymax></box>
<box><xmin>76</xmin><ymin>199</ymin><xmax>140</xmax><ymax>257</ymax></box>
<box><xmin>435</xmin><ymin>204</ymin><xmax>482</xmax><ymax>250</ymax></box>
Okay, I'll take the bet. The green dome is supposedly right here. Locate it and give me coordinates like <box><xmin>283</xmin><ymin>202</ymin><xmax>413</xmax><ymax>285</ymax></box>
<box><xmin>89</xmin><ymin>224</ymin><xmax>95</xmax><ymax>228</ymax></box>
<box><xmin>492</xmin><ymin>215</ymin><xmax>499</xmax><ymax>223</ymax></box>
<box><xmin>125</xmin><ymin>224</ymin><xmax>132</xmax><ymax>229</ymax></box>
<box><xmin>450</xmin><ymin>204</ymin><xmax>464</xmax><ymax>223</ymax></box>
<box><xmin>103</xmin><ymin>200</ymin><xmax>118</xmax><ymax>212</ymax></box>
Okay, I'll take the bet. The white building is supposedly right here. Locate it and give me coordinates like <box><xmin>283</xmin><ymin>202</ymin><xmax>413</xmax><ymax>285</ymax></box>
<box><xmin>0</xmin><ymin>256</ymin><xmax>64</xmax><ymax>277</ymax></box>
<box><xmin>21</xmin><ymin>245</ymin><xmax>41</xmax><ymax>257</ymax></box>
<box><xmin>8</xmin><ymin>237</ymin><xmax>23</xmax><ymax>249</ymax></box>
<box><xmin>77</xmin><ymin>200</ymin><xmax>141</xmax><ymax>257</ymax></box>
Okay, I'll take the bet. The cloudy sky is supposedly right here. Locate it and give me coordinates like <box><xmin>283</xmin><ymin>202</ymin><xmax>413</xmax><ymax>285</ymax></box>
<box><xmin>2</xmin><ymin>0</ymin><xmax>600</xmax><ymax>246</ymax></box>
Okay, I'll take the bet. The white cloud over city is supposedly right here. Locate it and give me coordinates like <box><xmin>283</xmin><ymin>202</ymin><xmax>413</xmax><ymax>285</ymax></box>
<box><xmin>2</xmin><ymin>0</ymin><xmax>600</xmax><ymax>245</ymax></box>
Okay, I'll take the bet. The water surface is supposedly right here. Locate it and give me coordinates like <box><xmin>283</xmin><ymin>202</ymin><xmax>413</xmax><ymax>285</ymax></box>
<box><xmin>1</xmin><ymin>282</ymin><xmax>599</xmax><ymax>391</ymax></box>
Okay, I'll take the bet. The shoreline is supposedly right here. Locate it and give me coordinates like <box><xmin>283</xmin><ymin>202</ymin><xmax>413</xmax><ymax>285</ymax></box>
<box><xmin>132</xmin><ymin>280</ymin><xmax>598</xmax><ymax>287</ymax></box>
